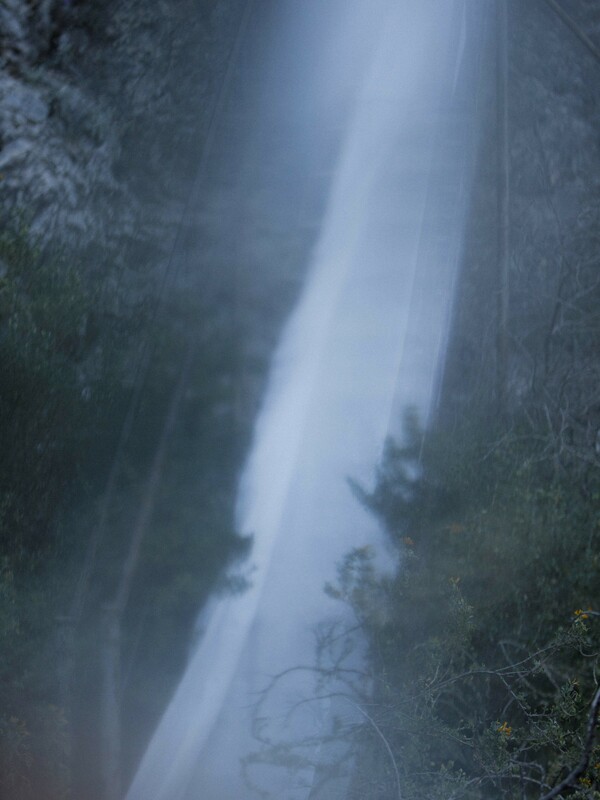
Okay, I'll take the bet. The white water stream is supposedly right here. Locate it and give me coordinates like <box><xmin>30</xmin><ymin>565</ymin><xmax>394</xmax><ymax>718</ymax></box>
<box><xmin>125</xmin><ymin>2</ymin><xmax>488</xmax><ymax>798</ymax></box>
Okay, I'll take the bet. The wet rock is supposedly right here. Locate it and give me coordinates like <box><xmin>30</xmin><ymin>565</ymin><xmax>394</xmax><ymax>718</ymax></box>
<box><xmin>0</xmin><ymin>0</ymin><xmax>242</xmax><ymax>280</ymax></box>
<box><xmin>0</xmin><ymin>138</ymin><xmax>33</xmax><ymax>171</ymax></box>
<box><xmin>0</xmin><ymin>77</ymin><xmax>48</xmax><ymax>130</ymax></box>
<box><xmin>0</xmin><ymin>0</ymin><xmax>32</xmax><ymax>63</ymax></box>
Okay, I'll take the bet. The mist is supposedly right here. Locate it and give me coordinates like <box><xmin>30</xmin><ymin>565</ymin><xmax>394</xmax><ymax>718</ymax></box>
<box><xmin>2</xmin><ymin>1</ymin><xmax>599</xmax><ymax>799</ymax></box>
<box><xmin>125</xmin><ymin>3</ymin><xmax>488</xmax><ymax>798</ymax></box>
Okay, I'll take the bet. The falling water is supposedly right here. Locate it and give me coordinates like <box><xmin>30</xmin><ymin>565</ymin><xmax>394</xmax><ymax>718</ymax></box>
<box><xmin>125</xmin><ymin>1</ymin><xmax>488</xmax><ymax>798</ymax></box>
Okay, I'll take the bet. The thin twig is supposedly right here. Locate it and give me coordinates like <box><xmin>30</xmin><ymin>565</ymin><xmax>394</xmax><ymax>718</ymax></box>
<box><xmin>345</xmin><ymin>698</ymin><xmax>403</xmax><ymax>800</ymax></box>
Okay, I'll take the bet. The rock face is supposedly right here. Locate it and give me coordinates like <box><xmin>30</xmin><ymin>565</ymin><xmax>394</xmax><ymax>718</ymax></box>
<box><xmin>0</xmin><ymin>1</ymin><xmax>129</xmax><ymax>247</ymax></box>
<box><xmin>0</xmin><ymin>0</ymin><xmax>238</xmax><ymax>259</ymax></box>
<box><xmin>0</xmin><ymin>0</ymin><xmax>318</xmax><ymax>424</ymax></box>
<box><xmin>439</xmin><ymin>0</ymin><xmax>600</xmax><ymax>465</ymax></box>
<box><xmin>0</xmin><ymin>70</ymin><xmax>128</xmax><ymax>244</ymax></box>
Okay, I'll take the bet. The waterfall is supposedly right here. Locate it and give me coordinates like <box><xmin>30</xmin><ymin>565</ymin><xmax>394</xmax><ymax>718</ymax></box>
<box><xmin>125</xmin><ymin>1</ymin><xmax>488</xmax><ymax>798</ymax></box>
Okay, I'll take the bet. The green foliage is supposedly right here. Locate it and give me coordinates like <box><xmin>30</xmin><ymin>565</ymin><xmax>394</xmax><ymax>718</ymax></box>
<box><xmin>0</xmin><ymin>228</ymin><xmax>122</xmax><ymax>569</ymax></box>
<box><xmin>338</xmin><ymin>417</ymin><xmax>600</xmax><ymax>799</ymax></box>
<box><xmin>0</xmin><ymin>230</ymin><xmax>113</xmax><ymax>797</ymax></box>
<box><xmin>0</xmin><ymin>561</ymin><xmax>73</xmax><ymax>800</ymax></box>
<box><xmin>0</xmin><ymin>225</ymin><xmax>247</xmax><ymax>797</ymax></box>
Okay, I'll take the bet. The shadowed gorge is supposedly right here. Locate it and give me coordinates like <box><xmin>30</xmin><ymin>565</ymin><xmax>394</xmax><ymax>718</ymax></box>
<box><xmin>0</xmin><ymin>1</ymin><xmax>599</xmax><ymax>799</ymax></box>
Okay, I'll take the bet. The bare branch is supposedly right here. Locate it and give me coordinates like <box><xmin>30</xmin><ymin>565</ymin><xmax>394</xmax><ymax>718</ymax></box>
<box><xmin>345</xmin><ymin>698</ymin><xmax>403</xmax><ymax>800</ymax></box>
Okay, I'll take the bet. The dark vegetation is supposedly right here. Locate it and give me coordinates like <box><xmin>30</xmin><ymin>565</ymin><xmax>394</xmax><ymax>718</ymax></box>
<box><xmin>0</xmin><ymin>1</ymin><xmax>261</xmax><ymax>798</ymax></box>
<box><xmin>340</xmin><ymin>414</ymin><xmax>600</xmax><ymax>799</ymax></box>
<box><xmin>294</xmin><ymin>2</ymin><xmax>600</xmax><ymax>797</ymax></box>
<box><xmin>0</xmin><ymin>224</ymin><xmax>246</xmax><ymax>798</ymax></box>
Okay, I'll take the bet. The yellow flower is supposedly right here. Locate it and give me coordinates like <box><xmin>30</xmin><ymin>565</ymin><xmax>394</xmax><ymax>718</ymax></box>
<box><xmin>497</xmin><ymin>721</ymin><xmax>512</xmax><ymax>736</ymax></box>
<box><xmin>574</xmin><ymin>608</ymin><xmax>590</xmax><ymax>620</ymax></box>
<box><xmin>579</xmin><ymin>776</ymin><xmax>592</xmax><ymax>787</ymax></box>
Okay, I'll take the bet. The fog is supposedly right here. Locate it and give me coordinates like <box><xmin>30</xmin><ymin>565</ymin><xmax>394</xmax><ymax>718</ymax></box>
<box><xmin>125</xmin><ymin>2</ymin><xmax>489</xmax><ymax>798</ymax></box>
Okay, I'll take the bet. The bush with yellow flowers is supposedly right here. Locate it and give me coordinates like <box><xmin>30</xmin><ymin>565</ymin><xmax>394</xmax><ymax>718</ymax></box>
<box><xmin>330</xmin><ymin>412</ymin><xmax>600</xmax><ymax>800</ymax></box>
